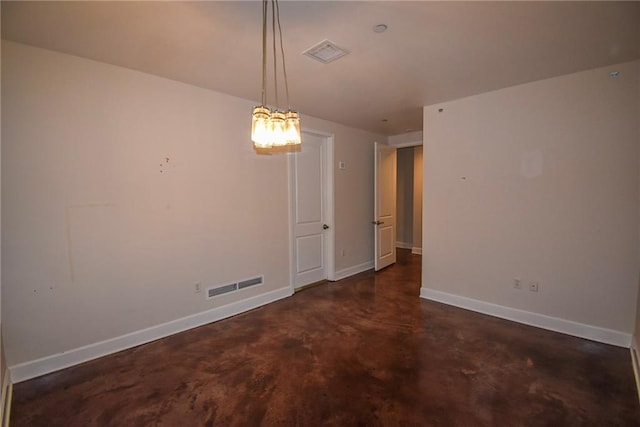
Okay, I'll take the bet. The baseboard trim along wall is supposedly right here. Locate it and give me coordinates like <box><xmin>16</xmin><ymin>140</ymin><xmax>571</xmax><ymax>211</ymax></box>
<box><xmin>411</xmin><ymin>247</ymin><xmax>422</xmax><ymax>255</ymax></box>
<box><xmin>10</xmin><ymin>287</ymin><xmax>293</xmax><ymax>383</ymax></box>
<box><xmin>420</xmin><ymin>287</ymin><xmax>631</xmax><ymax>348</ymax></box>
<box><xmin>396</xmin><ymin>242</ymin><xmax>412</xmax><ymax>250</ymax></box>
<box><xmin>334</xmin><ymin>261</ymin><xmax>374</xmax><ymax>281</ymax></box>
<box><xmin>632</xmin><ymin>336</ymin><xmax>640</xmax><ymax>404</ymax></box>
<box><xmin>0</xmin><ymin>370</ymin><xmax>12</xmax><ymax>427</ymax></box>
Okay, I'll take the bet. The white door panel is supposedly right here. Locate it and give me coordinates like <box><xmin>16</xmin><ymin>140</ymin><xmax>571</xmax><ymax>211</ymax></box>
<box><xmin>290</xmin><ymin>133</ymin><xmax>330</xmax><ymax>288</ymax></box>
<box><xmin>295</xmin><ymin>141</ymin><xmax>323</xmax><ymax>223</ymax></box>
<box><xmin>296</xmin><ymin>234</ymin><xmax>323</xmax><ymax>274</ymax></box>
<box><xmin>378</xmin><ymin>225</ymin><xmax>394</xmax><ymax>258</ymax></box>
<box><xmin>374</xmin><ymin>142</ymin><xmax>397</xmax><ymax>271</ymax></box>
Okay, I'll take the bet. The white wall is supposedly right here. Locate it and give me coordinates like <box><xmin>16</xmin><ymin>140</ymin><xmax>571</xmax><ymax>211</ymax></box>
<box><xmin>396</xmin><ymin>147</ymin><xmax>414</xmax><ymax>248</ymax></box>
<box><xmin>1</xmin><ymin>41</ymin><xmax>382</xmax><ymax>370</ymax></box>
<box><xmin>422</xmin><ymin>61</ymin><xmax>640</xmax><ymax>339</ymax></box>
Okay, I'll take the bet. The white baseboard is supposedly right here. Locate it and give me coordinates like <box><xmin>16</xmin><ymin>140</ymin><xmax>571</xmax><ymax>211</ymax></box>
<box><xmin>334</xmin><ymin>261</ymin><xmax>374</xmax><ymax>281</ymax></box>
<box><xmin>396</xmin><ymin>242</ymin><xmax>412</xmax><ymax>249</ymax></box>
<box><xmin>632</xmin><ymin>335</ymin><xmax>640</xmax><ymax>404</ymax></box>
<box><xmin>10</xmin><ymin>287</ymin><xmax>293</xmax><ymax>383</ymax></box>
<box><xmin>420</xmin><ymin>287</ymin><xmax>631</xmax><ymax>348</ymax></box>
<box><xmin>0</xmin><ymin>370</ymin><xmax>12</xmax><ymax>427</ymax></box>
<box><xmin>411</xmin><ymin>247</ymin><xmax>422</xmax><ymax>255</ymax></box>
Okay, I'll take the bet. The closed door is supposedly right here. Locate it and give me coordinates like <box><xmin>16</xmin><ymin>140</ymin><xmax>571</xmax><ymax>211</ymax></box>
<box><xmin>374</xmin><ymin>142</ymin><xmax>397</xmax><ymax>271</ymax></box>
<box><xmin>290</xmin><ymin>132</ymin><xmax>330</xmax><ymax>289</ymax></box>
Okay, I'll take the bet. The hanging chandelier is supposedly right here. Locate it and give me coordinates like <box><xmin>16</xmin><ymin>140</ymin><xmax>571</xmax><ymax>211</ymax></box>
<box><xmin>251</xmin><ymin>0</ymin><xmax>301</xmax><ymax>150</ymax></box>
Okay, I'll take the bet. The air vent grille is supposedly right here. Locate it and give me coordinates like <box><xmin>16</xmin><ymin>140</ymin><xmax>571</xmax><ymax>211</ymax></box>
<box><xmin>207</xmin><ymin>276</ymin><xmax>264</xmax><ymax>299</ymax></box>
<box><xmin>208</xmin><ymin>283</ymin><xmax>237</xmax><ymax>298</ymax></box>
<box><xmin>238</xmin><ymin>277</ymin><xmax>263</xmax><ymax>289</ymax></box>
<box><xmin>303</xmin><ymin>40</ymin><xmax>349</xmax><ymax>64</ymax></box>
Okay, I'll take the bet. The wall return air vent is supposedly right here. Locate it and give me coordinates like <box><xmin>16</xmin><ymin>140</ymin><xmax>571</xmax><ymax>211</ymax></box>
<box><xmin>207</xmin><ymin>276</ymin><xmax>264</xmax><ymax>299</ymax></box>
<box><xmin>303</xmin><ymin>39</ymin><xmax>349</xmax><ymax>64</ymax></box>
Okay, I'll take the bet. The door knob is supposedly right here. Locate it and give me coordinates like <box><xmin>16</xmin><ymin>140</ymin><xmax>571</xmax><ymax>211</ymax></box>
<box><xmin>323</xmin><ymin>224</ymin><xmax>330</xmax><ymax>230</ymax></box>
<box><xmin>372</xmin><ymin>220</ymin><xmax>384</xmax><ymax>225</ymax></box>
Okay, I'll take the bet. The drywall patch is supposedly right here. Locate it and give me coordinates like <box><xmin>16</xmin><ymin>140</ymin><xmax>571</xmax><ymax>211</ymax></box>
<box><xmin>520</xmin><ymin>150</ymin><xmax>543</xmax><ymax>178</ymax></box>
<box><xmin>159</xmin><ymin>156</ymin><xmax>176</xmax><ymax>174</ymax></box>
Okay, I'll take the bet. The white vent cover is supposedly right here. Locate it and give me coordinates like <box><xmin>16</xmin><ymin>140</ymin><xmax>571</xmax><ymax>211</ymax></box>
<box><xmin>303</xmin><ymin>40</ymin><xmax>349</xmax><ymax>64</ymax></box>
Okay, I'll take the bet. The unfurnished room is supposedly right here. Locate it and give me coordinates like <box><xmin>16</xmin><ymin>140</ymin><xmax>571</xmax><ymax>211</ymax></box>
<box><xmin>0</xmin><ymin>1</ymin><xmax>639</xmax><ymax>426</ymax></box>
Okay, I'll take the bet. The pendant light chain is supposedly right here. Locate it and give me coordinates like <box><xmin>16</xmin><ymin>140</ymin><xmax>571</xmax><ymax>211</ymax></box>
<box><xmin>275</xmin><ymin>0</ymin><xmax>291</xmax><ymax>110</ymax></box>
<box><xmin>271</xmin><ymin>0</ymin><xmax>279</xmax><ymax>110</ymax></box>
<box><xmin>261</xmin><ymin>0</ymin><xmax>268</xmax><ymax>107</ymax></box>
<box><xmin>250</xmin><ymin>0</ymin><xmax>301</xmax><ymax>150</ymax></box>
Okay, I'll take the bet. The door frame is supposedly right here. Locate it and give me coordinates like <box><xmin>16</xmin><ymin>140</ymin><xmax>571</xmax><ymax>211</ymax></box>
<box><xmin>287</xmin><ymin>129</ymin><xmax>335</xmax><ymax>290</ymax></box>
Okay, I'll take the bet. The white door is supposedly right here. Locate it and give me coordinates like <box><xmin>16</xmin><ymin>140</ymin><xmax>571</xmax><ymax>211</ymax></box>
<box><xmin>290</xmin><ymin>132</ymin><xmax>331</xmax><ymax>289</ymax></box>
<box><xmin>374</xmin><ymin>142</ymin><xmax>397</xmax><ymax>271</ymax></box>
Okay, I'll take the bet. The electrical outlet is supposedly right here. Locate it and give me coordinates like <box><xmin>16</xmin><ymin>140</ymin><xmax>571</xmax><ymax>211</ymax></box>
<box><xmin>513</xmin><ymin>278</ymin><xmax>522</xmax><ymax>289</ymax></box>
<box><xmin>195</xmin><ymin>282</ymin><xmax>201</xmax><ymax>293</ymax></box>
<box><xmin>529</xmin><ymin>281</ymin><xmax>539</xmax><ymax>292</ymax></box>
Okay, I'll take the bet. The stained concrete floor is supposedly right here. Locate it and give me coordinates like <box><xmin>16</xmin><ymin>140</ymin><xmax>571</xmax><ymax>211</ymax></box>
<box><xmin>11</xmin><ymin>250</ymin><xmax>640</xmax><ymax>426</ymax></box>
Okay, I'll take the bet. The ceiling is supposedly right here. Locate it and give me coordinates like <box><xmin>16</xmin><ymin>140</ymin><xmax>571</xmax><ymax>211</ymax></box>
<box><xmin>2</xmin><ymin>1</ymin><xmax>639</xmax><ymax>136</ymax></box>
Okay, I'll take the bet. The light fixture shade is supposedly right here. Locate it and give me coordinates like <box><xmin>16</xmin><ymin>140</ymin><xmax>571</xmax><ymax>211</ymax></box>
<box><xmin>284</xmin><ymin>111</ymin><xmax>301</xmax><ymax>145</ymax></box>
<box><xmin>269</xmin><ymin>111</ymin><xmax>287</xmax><ymax>146</ymax></box>
<box><xmin>251</xmin><ymin>106</ymin><xmax>271</xmax><ymax>147</ymax></box>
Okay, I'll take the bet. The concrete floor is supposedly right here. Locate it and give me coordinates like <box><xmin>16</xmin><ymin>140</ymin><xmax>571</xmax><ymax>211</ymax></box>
<box><xmin>11</xmin><ymin>250</ymin><xmax>640</xmax><ymax>426</ymax></box>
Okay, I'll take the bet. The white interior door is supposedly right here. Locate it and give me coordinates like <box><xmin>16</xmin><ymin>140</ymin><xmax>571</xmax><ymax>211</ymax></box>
<box><xmin>374</xmin><ymin>142</ymin><xmax>397</xmax><ymax>271</ymax></box>
<box><xmin>290</xmin><ymin>133</ymin><xmax>331</xmax><ymax>289</ymax></box>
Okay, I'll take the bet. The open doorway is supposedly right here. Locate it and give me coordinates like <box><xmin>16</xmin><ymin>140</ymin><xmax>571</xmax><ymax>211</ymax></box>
<box><xmin>396</xmin><ymin>145</ymin><xmax>423</xmax><ymax>255</ymax></box>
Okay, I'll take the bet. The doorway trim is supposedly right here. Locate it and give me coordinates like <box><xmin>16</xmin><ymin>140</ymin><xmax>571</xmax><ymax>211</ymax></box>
<box><xmin>287</xmin><ymin>129</ymin><xmax>335</xmax><ymax>291</ymax></box>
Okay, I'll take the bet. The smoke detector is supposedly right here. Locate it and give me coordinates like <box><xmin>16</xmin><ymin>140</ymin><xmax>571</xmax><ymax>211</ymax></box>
<box><xmin>303</xmin><ymin>40</ymin><xmax>349</xmax><ymax>64</ymax></box>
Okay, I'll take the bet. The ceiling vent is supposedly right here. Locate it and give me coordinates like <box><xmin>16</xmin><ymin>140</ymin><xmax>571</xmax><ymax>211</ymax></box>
<box><xmin>303</xmin><ymin>40</ymin><xmax>349</xmax><ymax>64</ymax></box>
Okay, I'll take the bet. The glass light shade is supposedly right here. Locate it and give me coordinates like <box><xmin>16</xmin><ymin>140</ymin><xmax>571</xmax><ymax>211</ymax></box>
<box><xmin>269</xmin><ymin>111</ymin><xmax>287</xmax><ymax>146</ymax></box>
<box><xmin>251</xmin><ymin>106</ymin><xmax>271</xmax><ymax>148</ymax></box>
<box><xmin>284</xmin><ymin>111</ymin><xmax>301</xmax><ymax>145</ymax></box>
